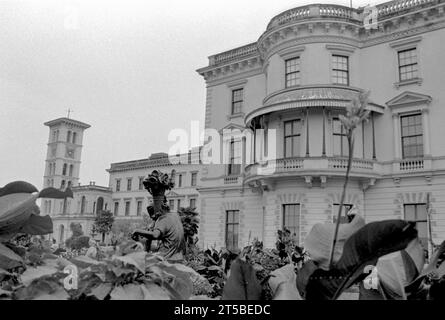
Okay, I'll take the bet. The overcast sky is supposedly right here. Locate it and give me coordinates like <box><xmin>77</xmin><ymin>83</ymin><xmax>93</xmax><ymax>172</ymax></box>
<box><xmin>0</xmin><ymin>0</ymin><xmax>384</xmax><ymax>189</ymax></box>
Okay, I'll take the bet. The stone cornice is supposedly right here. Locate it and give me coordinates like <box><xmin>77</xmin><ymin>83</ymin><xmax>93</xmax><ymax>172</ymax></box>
<box><xmin>197</xmin><ymin>0</ymin><xmax>445</xmax><ymax>83</ymax></box>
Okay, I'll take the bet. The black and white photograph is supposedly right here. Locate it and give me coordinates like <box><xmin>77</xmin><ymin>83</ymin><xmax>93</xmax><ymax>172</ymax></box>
<box><xmin>1</xmin><ymin>0</ymin><xmax>445</xmax><ymax>309</ymax></box>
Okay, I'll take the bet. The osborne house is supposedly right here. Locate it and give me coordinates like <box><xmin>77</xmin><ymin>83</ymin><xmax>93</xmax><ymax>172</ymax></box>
<box><xmin>41</xmin><ymin>0</ymin><xmax>445</xmax><ymax>254</ymax></box>
<box><xmin>196</xmin><ymin>0</ymin><xmax>445</xmax><ymax>252</ymax></box>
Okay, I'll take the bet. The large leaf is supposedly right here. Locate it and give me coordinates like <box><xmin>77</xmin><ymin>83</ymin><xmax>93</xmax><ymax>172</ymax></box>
<box><xmin>221</xmin><ymin>258</ymin><xmax>262</xmax><ymax>300</ymax></box>
<box><xmin>113</xmin><ymin>251</ymin><xmax>146</xmax><ymax>273</ymax></box>
<box><xmin>20</xmin><ymin>265</ymin><xmax>60</xmax><ymax>286</ymax></box>
<box><xmin>140</xmin><ymin>282</ymin><xmax>171</xmax><ymax>300</ymax></box>
<box><xmin>297</xmin><ymin>220</ymin><xmax>418</xmax><ymax>300</ymax></box>
<box><xmin>0</xmin><ymin>181</ymin><xmax>38</xmax><ymax>197</ymax></box>
<box><xmin>305</xmin><ymin>214</ymin><xmax>365</xmax><ymax>270</ymax></box>
<box><xmin>89</xmin><ymin>283</ymin><xmax>113</xmax><ymax>300</ymax></box>
<box><xmin>269</xmin><ymin>264</ymin><xmax>302</xmax><ymax>300</ymax></box>
<box><xmin>19</xmin><ymin>214</ymin><xmax>53</xmax><ymax>235</ymax></box>
<box><xmin>14</xmin><ymin>276</ymin><xmax>67</xmax><ymax>300</ymax></box>
<box><xmin>70</xmin><ymin>255</ymin><xmax>104</xmax><ymax>269</ymax></box>
<box><xmin>110</xmin><ymin>284</ymin><xmax>144</xmax><ymax>300</ymax></box>
<box><xmin>0</xmin><ymin>242</ymin><xmax>24</xmax><ymax>270</ymax></box>
<box><xmin>148</xmin><ymin>261</ymin><xmax>194</xmax><ymax>299</ymax></box>
<box><xmin>406</xmin><ymin>240</ymin><xmax>445</xmax><ymax>292</ymax></box>
<box><xmin>374</xmin><ymin>238</ymin><xmax>424</xmax><ymax>300</ymax></box>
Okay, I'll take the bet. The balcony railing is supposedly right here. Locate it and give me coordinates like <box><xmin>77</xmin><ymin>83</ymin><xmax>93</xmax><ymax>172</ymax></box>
<box><xmin>267</xmin><ymin>4</ymin><xmax>360</xmax><ymax>30</ymax></box>
<box><xmin>224</xmin><ymin>176</ymin><xmax>240</xmax><ymax>184</ymax></box>
<box><xmin>209</xmin><ymin>43</ymin><xmax>259</xmax><ymax>66</ymax></box>
<box><xmin>376</xmin><ymin>0</ymin><xmax>436</xmax><ymax>19</ymax></box>
<box><xmin>244</xmin><ymin>157</ymin><xmax>378</xmax><ymax>181</ymax></box>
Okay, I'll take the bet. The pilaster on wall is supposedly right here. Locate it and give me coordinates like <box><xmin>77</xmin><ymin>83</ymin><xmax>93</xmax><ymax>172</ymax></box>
<box><xmin>204</xmin><ymin>88</ymin><xmax>213</xmax><ymax>129</ymax></box>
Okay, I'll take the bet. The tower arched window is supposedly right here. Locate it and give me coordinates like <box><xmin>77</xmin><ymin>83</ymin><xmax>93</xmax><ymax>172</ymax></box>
<box><xmin>80</xmin><ymin>196</ymin><xmax>86</xmax><ymax>214</ymax></box>
<box><xmin>62</xmin><ymin>163</ymin><xmax>67</xmax><ymax>176</ymax></box>
<box><xmin>69</xmin><ymin>164</ymin><xmax>74</xmax><ymax>177</ymax></box>
<box><xmin>72</xmin><ymin>132</ymin><xmax>77</xmax><ymax>144</ymax></box>
<box><xmin>59</xmin><ymin>225</ymin><xmax>65</xmax><ymax>243</ymax></box>
<box><xmin>96</xmin><ymin>197</ymin><xmax>104</xmax><ymax>213</ymax></box>
<box><xmin>67</xmin><ymin>131</ymin><xmax>72</xmax><ymax>143</ymax></box>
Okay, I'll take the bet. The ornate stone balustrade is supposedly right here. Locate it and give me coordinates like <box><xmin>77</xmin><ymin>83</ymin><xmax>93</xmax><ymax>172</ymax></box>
<box><xmin>209</xmin><ymin>43</ymin><xmax>259</xmax><ymax>66</ymax></box>
<box><xmin>224</xmin><ymin>176</ymin><xmax>240</xmax><ymax>184</ymax></box>
<box><xmin>244</xmin><ymin>157</ymin><xmax>378</xmax><ymax>183</ymax></box>
<box><xmin>267</xmin><ymin>4</ymin><xmax>360</xmax><ymax>30</ymax></box>
<box><xmin>376</xmin><ymin>0</ymin><xmax>437</xmax><ymax>19</ymax></box>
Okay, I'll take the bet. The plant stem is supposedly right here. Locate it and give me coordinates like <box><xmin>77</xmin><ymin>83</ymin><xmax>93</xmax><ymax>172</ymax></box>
<box><xmin>328</xmin><ymin>134</ymin><xmax>354</xmax><ymax>269</ymax></box>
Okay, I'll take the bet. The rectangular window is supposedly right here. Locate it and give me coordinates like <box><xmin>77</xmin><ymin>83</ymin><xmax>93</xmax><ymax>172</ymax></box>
<box><xmin>191</xmin><ymin>172</ymin><xmax>197</xmax><ymax>186</ymax></box>
<box><xmin>139</xmin><ymin>177</ymin><xmax>144</xmax><ymax>190</ymax></box>
<box><xmin>332</xmin><ymin>204</ymin><xmax>354</xmax><ymax>223</ymax></box>
<box><xmin>284</xmin><ymin>119</ymin><xmax>302</xmax><ymax>158</ymax></box>
<box><xmin>228</xmin><ymin>140</ymin><xmax>241</xmax><ymax>175</ymax></box>
<box><xmin>116</xmin><ymin>179</ymin><xmax>121</xmax><ymax>192</ymax></box>
<box><xmin>225</xmin><ymin>210</ymin><xmax>239</xmax><ymax>250</ymax></box>
<box><xmin>169</xmin><ymin>200</ymin><xmax>175</xmax><ymax>212</ymax></box>
<box><xmin>177</xmin><ymin>199</ymin><xmax>181</xmax><ymax>210</ymax></box>
<box><xmin>398</xmin><ymin>48</ymin><xmax>418</xmax><ymax>82</ymax></box>
<box><xmin>114</xmin><ymin>202</ymin><xmax>119</xmax><ymax>216</ymax></box>
<box><xmin>178</xmin><ymin>174</ymin><xmax>183</xmax><ymax>188</ymax></box>
<box><xmin>401</xmin><ymin>114</ymin><xmax>423</xmax><ymax>158</ymax></box>
<box><xmin>332</xmin><ymin>55</ymin><xmax>349</xmax><ymax>85</ymax></box>
<box><xmin>404</xmin><ymin>204</ymin><xmax>428</xmax><ymax>248</ymax></box>
<box><xmin>125</xmin><ymin>201</ymin><xmax>130</xmax><ymax>216</ymax></box>
<box><xmin>333</xmin><ymin>117</ymin><xmax>349</xmax><ymax>157</ymax></box>
<box><xmin>285</xmin><ymin>57</ymin><xmax>301</xmax><ymax>88</ymax></box>
<box><xmin>136</xmin><ymin>201</ymin><xmax>142</xmax><ymax>216</ymax></box>
<box><xmin>282</xmin><ymin>204</ymin><xmax>300</xmax><ymax>242</ymax></box>
<box><xmin>190</xmin><ymin>198</ymin><xmax>196</xmax><ymax>209</ymax></box>
<box><xmin>127</xmin><ymin>178</ymin><xmax>132</xmax><ymax>191</ymax></box>
<box><xmin>231</xmin><ymin>88</ymin><xmax>243</xmax><ymax>114</ymax></box>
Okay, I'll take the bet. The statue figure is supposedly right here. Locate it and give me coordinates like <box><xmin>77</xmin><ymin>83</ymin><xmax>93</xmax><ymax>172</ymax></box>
<box><xmin>131</xmin><ymin>170</ymin><xmax>186</xmax><ymax>262</ymax></box>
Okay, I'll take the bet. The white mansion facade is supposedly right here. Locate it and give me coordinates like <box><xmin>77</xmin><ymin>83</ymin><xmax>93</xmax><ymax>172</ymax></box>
<box><xmin>196</xmin><ymin>0</ymin><xmax>445</xmax><ymax>251</ymax></box>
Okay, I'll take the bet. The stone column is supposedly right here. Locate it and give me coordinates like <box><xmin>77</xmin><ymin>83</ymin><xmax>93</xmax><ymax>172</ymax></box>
<box><xmin>322</xmin><ymin>107</ymin><xmax>326</xmax><ymax>157</ymax></box>
<box><xmin>362</xmin><ymin>120</ymin><xmax>365</xmax><ymax>159</ymax></box>
<box><xmin>372</xmin><ymin>112</ymin><xmax>376</xmax><ymax>160</ymax></box>
<box><xmin>306</xmin><ymin>108</ymin><xmax>310</xmax><ymax>157</ymax></box>
<box><xmin>422</xmin><ymin>108</ymin><xmax>431</xmax><ymax>157</ymax></box>
<box><xmin>392</xmin><ymin>113</ymin><xmax>401</xmax><ymax>159</ymax></box>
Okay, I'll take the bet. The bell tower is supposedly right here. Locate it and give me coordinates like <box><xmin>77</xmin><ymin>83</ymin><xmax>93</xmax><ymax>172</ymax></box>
<box><xmin>43</xmin><ymin>117</ymin><xmax>91</xmax><ymax>191</ymax></box>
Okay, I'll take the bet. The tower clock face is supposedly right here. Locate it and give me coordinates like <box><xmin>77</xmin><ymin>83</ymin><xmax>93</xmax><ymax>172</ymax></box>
<box><xmin>66</xmin><ymin>148</ymin><xmax>75</xmax><ymax>159</ymax></box>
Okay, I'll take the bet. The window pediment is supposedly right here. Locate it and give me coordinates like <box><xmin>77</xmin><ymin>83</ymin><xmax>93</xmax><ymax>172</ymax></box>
<box><xmin>386</xmin><ymin>91</ymin><xmax>432</xmax><ymax>111</ymax></box>
<box><xmin>219</xmin><ymin>123</ymin><xmax>246</xmax><ymax>135</ymax></box>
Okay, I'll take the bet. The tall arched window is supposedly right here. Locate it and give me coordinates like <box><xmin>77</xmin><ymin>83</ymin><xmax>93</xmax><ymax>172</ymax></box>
<box><xmin>62</xmin><ymin>163</ymin><xmax>67</xmax><ymax>176</ymax></box>
<box><xmin>96</xmin><ymin>197</ymin><xmax>104</xmax><ymax>213</ymax></box>
<box><xmin>72</xmin><ymin>132</ymin><xmax>77</xmax><ymax>144</ymax></box>
<box><xmin>59</xmin><ymin>225</ymin><xmax>65</xmax><ymax>243</ymax></box>
<box><xmin>67</xmin><ymin>131</ymin><xmax>72</xmax><ymax>143</ymax></box>
<box><xmin>61</xmin><ymin>180</ymin><xmax>66</xmax><ymax>189</ymax></box>
<box><xmin>80</xmin><ymin>196</ymin><xmax>86</xmax><ymax>214</ymax></box>
<box><xmin>69</xmin><ymin>164</ymin><xmax>74</xmax><ymax>177</ymax></box>
<box><xmin>67</xmin><ymin>181</ymin><xmax>72</xmax><ymax>188</ymax></box>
